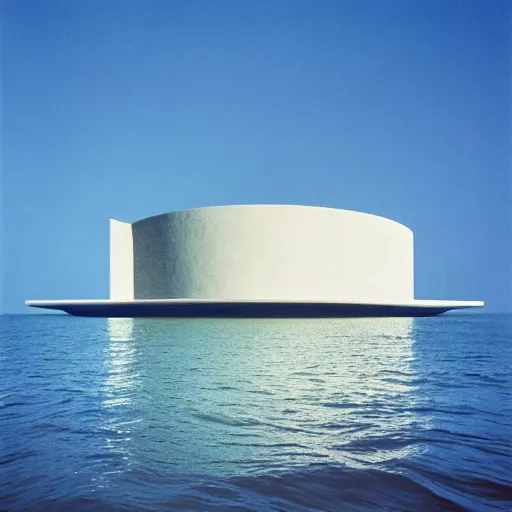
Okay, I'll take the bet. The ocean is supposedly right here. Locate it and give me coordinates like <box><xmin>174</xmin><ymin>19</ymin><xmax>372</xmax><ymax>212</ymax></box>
<box><xmin>0</xmin><ymin>313</ymin><xmax>510</xmax><ymax>511</ymax></box>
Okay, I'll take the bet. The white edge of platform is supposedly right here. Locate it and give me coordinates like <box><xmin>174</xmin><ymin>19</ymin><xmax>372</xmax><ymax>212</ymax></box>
<box><xmin>25</xmin><ymin>299</ymin><xmax>485</xmax><ymax>309</ymax></box>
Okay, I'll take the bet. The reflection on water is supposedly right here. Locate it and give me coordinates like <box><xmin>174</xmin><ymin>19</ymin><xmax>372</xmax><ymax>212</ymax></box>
<box><xmin>103</xmin><ymin>317</ymin><xmax>426</xmax><ymax>475</ymax></box>
<box><xmin>105</xmin><ymin>317</ymin><xmax>137</xmax><ymax>407</ymax></box>
<box><xmin>102</xmin><ymin>318</ymin><xmax>140</xmax><ymax>473</ymax></box>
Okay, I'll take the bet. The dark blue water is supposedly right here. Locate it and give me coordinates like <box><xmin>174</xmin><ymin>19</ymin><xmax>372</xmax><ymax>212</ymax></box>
<box><xmin>1</xmin><ymin>314</ymin><xmax>510</xmax><ymax>511</ymax></box>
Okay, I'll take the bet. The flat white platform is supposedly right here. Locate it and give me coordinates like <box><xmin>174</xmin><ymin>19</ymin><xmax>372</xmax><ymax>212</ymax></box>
<box><xmin>25</xmin><ymin>299</ymin><xmax>484</xmax><ymax>318</ymax></box>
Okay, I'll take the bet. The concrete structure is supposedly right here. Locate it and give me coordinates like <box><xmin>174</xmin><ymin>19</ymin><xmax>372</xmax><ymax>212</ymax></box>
<box><xmin>26</xmin><ymin>205</ymin><xmax>483</xmax><ymax>317</ymax></box>
<box><xmin>112</xmin><ymin>205</ymin><xmax>414</xmax><ymax>302</ymax></box>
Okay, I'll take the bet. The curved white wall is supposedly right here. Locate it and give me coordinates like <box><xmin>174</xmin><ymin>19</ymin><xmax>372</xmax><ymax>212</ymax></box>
<box><xmin>112</xmin><ymin>205</ymin><xmax>414</xmax><ymax>302</ymax></box>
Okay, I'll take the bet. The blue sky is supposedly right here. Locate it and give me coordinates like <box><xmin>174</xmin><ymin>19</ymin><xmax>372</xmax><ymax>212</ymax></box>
<box><xmin>2</xmin><ymin>0</ymin><xmax>511</xmax><ymax>313</ymax></box>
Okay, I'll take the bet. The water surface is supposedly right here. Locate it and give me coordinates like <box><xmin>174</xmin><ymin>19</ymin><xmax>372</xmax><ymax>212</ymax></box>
<box><xmin>1</xmin><ymin>314</ymin><xmax>510</xmax><ymax>511</ymax></box>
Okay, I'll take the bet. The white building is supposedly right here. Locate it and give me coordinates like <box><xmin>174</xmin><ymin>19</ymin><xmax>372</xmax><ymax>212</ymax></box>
<box><xmin>27</xmin><ymin>205</ymin><xmax>483</xmax><ymax>317</ymax></box>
